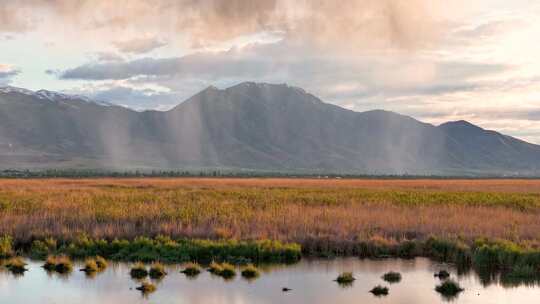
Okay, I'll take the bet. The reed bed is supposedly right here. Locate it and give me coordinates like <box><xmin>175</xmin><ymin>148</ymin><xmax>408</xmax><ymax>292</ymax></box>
<box><xmin>0</xmin><ymin>178</ymin><xmax>539</xmax><ymax>266</ymax></box>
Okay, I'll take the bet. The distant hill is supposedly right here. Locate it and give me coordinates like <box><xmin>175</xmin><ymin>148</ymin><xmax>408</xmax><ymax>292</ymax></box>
<box><xmin>1</xmin><ymin>82</ymin><xmax>539</xmax><ymax>176</ymax></box>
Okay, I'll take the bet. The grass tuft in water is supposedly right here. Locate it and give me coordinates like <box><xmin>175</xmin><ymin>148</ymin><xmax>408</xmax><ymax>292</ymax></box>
<box><xmin>42</xmin><ymin>255</ymin><xmax>72</xmax><ymax>273</ymax></box>
<box><xmin>149</xmin><ymin>262</ymin><xmax>167</xmax><ymax>279</ymax></box>
<box><xmin>54</xmin><ymin>256</ymin><xmax>73</xmax><ymax>273</ymax></box>
<box><xmin>42</xmin><ymin>256</ymin><xmax>57</xmax><ymax>271</ymax></box>
<box><xmin>130</xmin><ymin>262</ymin><xmax>148</xmax><ymax>279</ymax></box>
<box><xmin>5</xmin><ymin>257</ymin><xmax>27</xmax><ymax>274</ymax></box>
<box><xmin>435</xmin><ymin>280</ymin><xmax>464</xmax><ymax>297</ymax></box>
<box><xmin>370</xmin><ymin>285</ymin><xmax>389</xmax><ymax>296</ymax></box>
<box><xmin>219</xmin><ymin>263</ymin><xmax>236</xmax><ymax>278</ymax></box>
<box><xmin>95</xmin><ymin>256</ymin><xmax>108</xmax><ymax>270</ymax></box>
<box><xmin>382</xmin><ymin>271</ymin><xmax>402</xmax><ymax>283</ymax></box>
<box><xmin>81</xmin><ymin>258</ymin><xmax>99</xmax><ymax>273</ymax></box>
<box><xmin>181</xmin><ymin>263</ymin><xmax>201</xmax><ymax>276</ymax></box>
<box><xmin>241</xmin><ymin>264</ymin><xmax>260</xmax><ymax>279</ymax></box>
<box><xmin>434</xmin><ymin>270</ymin><xmax>450</xmax><ymax>279</ymax></box>
<box><xmin>335</xmin><ymin>272</ymin><xmax>355</xmax><ymax>284</ymax></box>
<box><xmin>208</xmin><ymin>261</ymin><xmax>224</xmax><ymax>274</ymax></box>
<box><xmin>136</xmin><ymin>281</ymin><xmax>156</xmax><ymax>294</ymax></box>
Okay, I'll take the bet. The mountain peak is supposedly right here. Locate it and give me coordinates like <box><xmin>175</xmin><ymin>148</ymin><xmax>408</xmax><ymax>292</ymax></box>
<box><xmin>438</xmin><ymin>120</ymin><xmax>483</xmax><ymax>131</ymax></box>
<box><xmin>227</xmin><ymin>82</ymin><xmax>307</xmax><ymax>94</ymax></box>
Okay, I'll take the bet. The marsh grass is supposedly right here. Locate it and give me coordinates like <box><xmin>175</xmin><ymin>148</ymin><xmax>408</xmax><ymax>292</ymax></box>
<box><xmin>241</xmin><ymin>264</ymin><xmax>260</xmax><ymax>279</ymax></box>
<box><xmin>81</xmin><ymin>258</ymin><xmax>99</xmax><ymax>273</ymax></box>
<box><xmin>54</xmin><ymin>256</ymin><xmax>73</xmax><ymax>273</ymax></box>
<box><xmin>382</xmin><ymin>271</ymin><xmax>402</xmax><ymax>283</ymax></box>
<box><xmin>136</xmin><ymin>281</ymin><xmax>156</xmax><ymax>294</ymax></box>
<box><xmin>0</xmin><ymin>179</ymin><xmax>540</xmax><ymax>272</ymax></box>
<box><xmin>335</xmin><ymin>272</ymin><xmax>355</xmax><ymax>284</ymax></box>
<box><xmin>95</xmin><ymin>256</ymin><xmax>108</xmax><ymax>270</ymax></box>
<box><xmin>43</xmin><ymin>256</ymin><xmax>57</xmax><ymax>271</ymax></box>
<box><xmin>370</xmin><ymin>285</ymin><xmax>389</xmax><ymax>296</ymax></box>
<box><xmin>507</xmin><ymin>265</ymin><xmax>538</xmax><ymax>278</ymax></box>
<box><xmin>0</xmin><ymin>236</ymin><xmax>13</xmax><ymax>259</ymax></box>
<box><xmin>219</xmin><ymin>263</ymin><xmax>236</xmax><ymax>279</ymax></box>
<box><xmin>181</xmin><ymin>263</ymin><xmax>201</xmax><ymax>276</ymax></box>
<box><xmin>434</xmin><ymin>270</ymin><xmax>450</xmax><ymax>279</ymax></box>
<box><xmin>130</xmin><ymin>262</ymin><xmax>148</xmax><ymax>279</ymax></box>
<box><xmin>41</xmin><ymin>255</ymin><xmax>72</xmax><ymax>273</ymax></box>
<box><xmin>5</xmin><ymin>257</ymin><xmax>27</xmax><ymax>274</ymax></box>
<box><xmin>435</xmin><ymin>280</ymin><xmax>464</xmax><ymax>297</ymax></box>
<box><xmin>149</xmin><ymin>262</ymin><xmax>167</xmax><ymax>279</ymax></box>
<box><xmin>1</xmin><ymin>178</ymin><xmax>540</xmax><ymax>257</ymax></box>
<box><xmin>208</xmin><ymin>261</ymin><xmax>224</xmax><ymax>274</ymax></box>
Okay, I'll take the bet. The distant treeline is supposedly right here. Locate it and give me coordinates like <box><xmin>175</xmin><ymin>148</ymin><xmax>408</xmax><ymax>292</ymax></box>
<box><xmin>0</xmin><ymin>169</ymin><xmax>538</xmax><ymax>179</ymax></box>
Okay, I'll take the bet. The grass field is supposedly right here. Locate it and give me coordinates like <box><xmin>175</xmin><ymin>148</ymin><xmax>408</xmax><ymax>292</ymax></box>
<box><xmin>1</xmin><ymin>178</ymin><xmax>540</xmax><ymax>271</ymax></box>
<box><xmin>0</xmin><ymin>178</ymin><xmax>539</xmax><ymax>246</ymax></box>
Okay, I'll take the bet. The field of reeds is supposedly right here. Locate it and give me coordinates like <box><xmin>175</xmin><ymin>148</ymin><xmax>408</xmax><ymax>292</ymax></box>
<box><xmin>0</xmin><ymin>178</ymin><xmax>540</xmax><ymax>265</ymax></box>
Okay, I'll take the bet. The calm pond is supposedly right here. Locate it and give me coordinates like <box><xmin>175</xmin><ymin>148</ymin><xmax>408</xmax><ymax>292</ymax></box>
<box><xmin>0</xmin><ymin>257</ymin><xmax>538</xmax><ymax>303</ymax></box>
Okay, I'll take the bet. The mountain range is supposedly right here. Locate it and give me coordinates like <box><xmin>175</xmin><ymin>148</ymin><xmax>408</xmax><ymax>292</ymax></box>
<box><xmin>1</xmin><ymin>82</ymin><xmax>539</xmax><ymax>176</ymax></box>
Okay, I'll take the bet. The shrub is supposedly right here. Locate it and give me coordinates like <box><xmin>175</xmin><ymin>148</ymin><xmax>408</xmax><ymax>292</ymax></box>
<box><xmin>241</xmin><ymin>264</ymin><xmax>260</xmax><ymax>279</ymax></box>
<box><xmin>130</xmin><ymin>262</ymin><xmax>148</xmax><ymax>279</ymax></box>
<box><xmin>382</xmin><ymin>271</ymin><xmax>401</xmax><ymax>283</ymax></box>
<box><xmin>181</xmin><ymin>263</ymin><xmax>201</xmax><ymax>276</ymax></box>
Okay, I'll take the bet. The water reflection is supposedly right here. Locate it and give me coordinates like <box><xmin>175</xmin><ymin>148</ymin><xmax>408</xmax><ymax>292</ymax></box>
<box><xmin>0</xmin><ymin>258</ymin><xmax>538</xmax><ymax>303</ymax></box>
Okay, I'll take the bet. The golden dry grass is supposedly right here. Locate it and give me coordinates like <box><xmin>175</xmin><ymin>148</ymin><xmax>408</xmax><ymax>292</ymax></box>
<box><xmin>0</xmin><ymin>178</ymin><xmax>539</xmax><ymax>247</ymax></box>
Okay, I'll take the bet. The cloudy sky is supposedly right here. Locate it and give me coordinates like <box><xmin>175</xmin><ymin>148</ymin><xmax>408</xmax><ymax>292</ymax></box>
<box><xmin>2</xmin><ymin>1</ymin><xmax>540</xmax><ymax>143</ymax></box>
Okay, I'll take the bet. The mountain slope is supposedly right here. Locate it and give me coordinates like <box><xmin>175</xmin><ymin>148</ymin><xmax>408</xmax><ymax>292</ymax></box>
<box><xmin>0</xmin><ymin>82</ymin><xmax>539</xmax><ymax>175</ymax></box>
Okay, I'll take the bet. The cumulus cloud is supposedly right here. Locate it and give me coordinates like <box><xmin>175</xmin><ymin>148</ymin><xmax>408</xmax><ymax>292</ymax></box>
<box><xmin>59</xmin><ymin>41</ymin><xmax>507</xmax><ymax>98</ymax></box>
<box><xmin>113</xmin><ymin>37</ymin><xmax>167</xmax><ymax>54</ymax></box>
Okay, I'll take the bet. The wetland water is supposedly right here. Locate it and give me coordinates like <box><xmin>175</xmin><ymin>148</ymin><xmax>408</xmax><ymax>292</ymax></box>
<box><xmin>0</xmin><ymin>258</ymin><xmax>537</xmax><ymax>303</ymax></box>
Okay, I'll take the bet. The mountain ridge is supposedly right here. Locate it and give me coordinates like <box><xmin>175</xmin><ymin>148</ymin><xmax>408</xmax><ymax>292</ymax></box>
<box><xmin>0</xmin><ymin>82</ymin><xmax>539</xmax><ymax>176</ymax></box>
